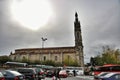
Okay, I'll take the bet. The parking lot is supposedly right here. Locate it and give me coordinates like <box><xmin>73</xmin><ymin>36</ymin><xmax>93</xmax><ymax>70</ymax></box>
<box><xmin>0</xmin><ymin>67</ymin><xmax>88</xmax><ymax>80</ymax></box>
<box><xmin>45</xmin><ymin>76</ymin><xmax>94</xmax><ymax>80</ymax></box>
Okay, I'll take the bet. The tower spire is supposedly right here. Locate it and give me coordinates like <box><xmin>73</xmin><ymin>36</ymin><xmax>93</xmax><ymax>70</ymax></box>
<box><xmin>74</xmin><ymin>12</ymin><xmax>82</xmax><ymax>47</ymax></box>
<box><xmin>75</xmin><ymin>12</ymin><xmax>78</xmax><ymax>17</ymax></box>
<box><xmin>75</xmin><ymin>12</ymin><xmax>78</xmax><ymax>22</ymax></box>
<box><xmin>74</xmin><ymin>12</ymin><xmax>84</xmax><ymax>67</ymax></box>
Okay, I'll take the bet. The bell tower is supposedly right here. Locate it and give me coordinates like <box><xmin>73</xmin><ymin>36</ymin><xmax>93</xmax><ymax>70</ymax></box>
<box><xmin>74</xmin><ymin>12</ymin><xmax>84</xmax><ymax>67</ymax></box>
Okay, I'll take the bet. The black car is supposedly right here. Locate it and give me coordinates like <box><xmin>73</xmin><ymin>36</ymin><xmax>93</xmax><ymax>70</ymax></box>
<box><xmin>16</xmin><ymin>68</ymin><xmax>38</xmax><ymax>80</ymax></box>
<box><xmin>35</xmin><ymin>68</ymin><xmax>45</xmax><ymax>79</ymax></box>
<box><xmin>1</xmin><ymin>70</ymin><xmax>25</xmax><ymax>80</ymax></box>
<box><xmin>46</xmin><ymin>70</ymin><xmax>54</xmax><ymax>77</ymax></box>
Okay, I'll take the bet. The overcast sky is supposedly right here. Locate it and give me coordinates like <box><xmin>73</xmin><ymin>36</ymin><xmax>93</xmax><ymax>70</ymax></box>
<box><xmin>0</xmin><ymin>0</ymin><xmax>120</xmax><ymax>63</ymax></box>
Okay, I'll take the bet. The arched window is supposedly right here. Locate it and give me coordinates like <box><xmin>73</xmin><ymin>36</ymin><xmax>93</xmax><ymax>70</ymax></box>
<box><xmin>44</xmin><ymin>56</ymin><xmax>46</xmax><ymax>61</ymax></box>
<box><xmin>55</xmin><ymin>56</ymin><xmax>57</xmax><ymax>61</ymax></box>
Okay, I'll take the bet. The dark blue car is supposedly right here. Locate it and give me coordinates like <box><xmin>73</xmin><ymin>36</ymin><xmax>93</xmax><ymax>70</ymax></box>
<box><xmin>98</xmin><ymin>73</ymin><xmax>120</xmax><ymax>80</ymax></box>
<box><xmin>1</xmin><ymin>70</ymin><xmax>25</xmax><ymax>80</ymax></box>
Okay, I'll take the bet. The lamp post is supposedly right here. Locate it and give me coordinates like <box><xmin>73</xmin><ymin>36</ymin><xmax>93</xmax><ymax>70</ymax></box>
<box><xmin>41</xmin><ymin>37</ymin><xmax>47</xmax><ymax>48</ymax></box>
<box><xmin>41</xmin><ymin>37</ymin><xmax>47</xmax><ymax>64</ymax></box>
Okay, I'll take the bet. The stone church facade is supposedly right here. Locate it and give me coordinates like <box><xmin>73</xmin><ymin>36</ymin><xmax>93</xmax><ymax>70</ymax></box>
<box><xmin>9</xmin><ymin>13</ymin><xmax>84</xmax><ymax>67</ymax></box>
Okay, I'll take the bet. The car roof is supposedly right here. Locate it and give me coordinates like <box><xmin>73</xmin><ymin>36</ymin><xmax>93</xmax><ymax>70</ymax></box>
<box><xmin>98</xmin><ymin>72</ymin><xmax>110</xmax><ymax>76</ymax></box>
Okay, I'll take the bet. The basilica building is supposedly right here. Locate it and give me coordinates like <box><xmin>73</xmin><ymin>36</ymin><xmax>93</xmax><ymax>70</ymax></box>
<box><xmin>9</xmin><ymin>13</ymin><xmax>84</xmax><ymax>67</ymax></box>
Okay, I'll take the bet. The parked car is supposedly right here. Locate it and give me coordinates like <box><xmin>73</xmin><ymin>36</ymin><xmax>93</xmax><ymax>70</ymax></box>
<box><xmin>66</xmin><ymin>69</ymin><xmax>74</xmax><ymax>76</ymax></box>
<box><xmin>16</xmin><ymin>68</ymin><xmax>38</xmax><ymax>80</ymax></box>
<box><xmin>59</xmin><ymin>70</ymin><xmax>68</xmax><ymax>78</ymax></box>
<box><xmin>93</xmin><ymin>64</ymin><xmax>120</xmax><ymax>76</ymax></box>
<box><xmin>66</xmin><ymin>69</ymin><xmax>84</xmax><ymax>76</ymax></box>
<box><xmin>46</xmin><ymin>70</ymin><xmax>54</xmax><ymax>77</ymax></box>
<box><xmin>76</xmin><ymin>69</ymin><xmax>84</xmax><ymax>75</ymax></box>
<box><xmin>1</xmin><ymin>70</ymin><xmax>25</xmax><ymax>80</ymax></box>
<box><xmin>35</xmin><ymin>68</ymin><xmax>45</xmax><ymax>79</ymax></box>
<box><xmin>98</xmin><ymin>72</ymin><xmax>120</xmax><ymax>80</ymax></box>
<box><xmin>0</xmin><ymin>72</ymin><xmax>5</xmax><ymax>80</ymax></box>
<box><xmin>94</xmin><ymin>72</ymin><xmax>110</xmax><ymax>80</ymax></box>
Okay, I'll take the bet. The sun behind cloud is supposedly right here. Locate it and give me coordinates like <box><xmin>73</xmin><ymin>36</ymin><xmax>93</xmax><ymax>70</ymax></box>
<box><xmin>11</xmin><ymin>0</ymin><xmax>54</xmax><ymax>30</ymax></box>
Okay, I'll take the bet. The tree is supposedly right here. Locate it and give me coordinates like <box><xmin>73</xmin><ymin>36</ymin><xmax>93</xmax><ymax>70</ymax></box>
<box><xmin>101</xmin><ymin>46</ymin><xmax>120</xmax><ymax>64</ymax></box>
<box><xmin>93</xmin><ymin>46</ymin><xmax>120</xmax><ymax>66</ymax></box>
<box><xmin>0</xmin><ymin>55</ymin><xmax>12</xmax><ymax>65</ymax></box>
<box><xmin>90</xmin><ymin>57</ymin><xmax>95</xmax><ymax>66</ymax></box>
<box><xmin>94</xmin><ymin>55</ymin><xmax>103</xmax><ymax>66</ymax></box>
<box><xmin>63</xmin><ymin>55</ymin><xmax>78</xmax><ymax>66</ymax></box>
<box><xmin>43</xmin><ymin>60</ymin><xmax>55</xmax><ymax>66</ymax></box>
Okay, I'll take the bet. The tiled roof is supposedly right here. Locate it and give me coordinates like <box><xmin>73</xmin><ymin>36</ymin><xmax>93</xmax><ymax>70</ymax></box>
<box><xmin>15</xmin><ymin>46</ymin><xmax>75</xmax><ymax>51</ymax></box>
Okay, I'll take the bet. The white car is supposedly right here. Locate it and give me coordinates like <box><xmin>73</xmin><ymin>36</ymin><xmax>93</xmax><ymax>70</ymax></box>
<box><xmin>66</xmin><ymin>69</ymin><xmax>84</xmax><ymax>76</ymax></box>
<box><xmin>76</xmin><ymin>69</ymin><xmax>84</xmax><ymax>75</ymax></box>
<box><xmin>66</xmin><ymin>69</ymin><xmax>74</xmax><ymax>76</ymax></box>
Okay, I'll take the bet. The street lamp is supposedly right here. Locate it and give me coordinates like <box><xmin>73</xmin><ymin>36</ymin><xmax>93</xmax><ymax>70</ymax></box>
<box><xmin>41</xmin><ymin>37</ymin><xmax>47</xmax><ymax>48</ymax></box>
<box><xmin>40</xmin><ymin>37</ymin><xmax>47</xmax><ymax>66</ymax></box>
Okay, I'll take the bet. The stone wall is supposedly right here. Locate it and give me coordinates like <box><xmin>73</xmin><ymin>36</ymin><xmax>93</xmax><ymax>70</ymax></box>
<box><xmin>10</xmin><ymin>47</ymin><xmax>77</xmax><ymax>63</ymax></box>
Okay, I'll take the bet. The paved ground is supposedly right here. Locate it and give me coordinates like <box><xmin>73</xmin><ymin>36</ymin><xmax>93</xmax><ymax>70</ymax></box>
<box><xmin>43</xmin><ymin>76</ymin><xmax>94</xmax><ymax>80</ymax></box>
<box><xmin>76</xmin><ymin>76</ymin><xmax>94</xmax><ymax>80</ymax></box>
<box><xmin>44</xmin><ymin>77</ymin><xmax>80</xmax><ymax>80</ymax></box>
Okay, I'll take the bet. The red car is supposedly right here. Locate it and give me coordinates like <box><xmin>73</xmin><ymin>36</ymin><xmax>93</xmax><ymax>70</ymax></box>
<box><xmin>59</xmin><ymin>70</ymin><xmax>68</xmax><ymax>78</ymax></box>
<box><xmin>93</xmin><ymin>64</ymin><xmax>120</xmax><ymax>76</ymax></box>
<box><xmin>0</xmin><ymin>72</ymin><xmax>5</xmax><ymax>80</ymax></box>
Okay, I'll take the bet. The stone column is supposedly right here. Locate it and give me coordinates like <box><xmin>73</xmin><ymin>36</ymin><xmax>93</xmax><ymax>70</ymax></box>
<box><xmin>61</xmin><ymin>52</ymin><xmax>63</xmax><ymax>64</ymax></box>
<box><xmin>49</xmin><ymin>52</ymin><xmax>51</xmax><ymax>60</ymax></box>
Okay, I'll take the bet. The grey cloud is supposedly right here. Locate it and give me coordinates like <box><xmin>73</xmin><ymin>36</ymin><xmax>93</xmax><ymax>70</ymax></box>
<box><xmin>0</xmin><ymin>0</ymin><xmax>120</xmax><ymax>63</ymax></box>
